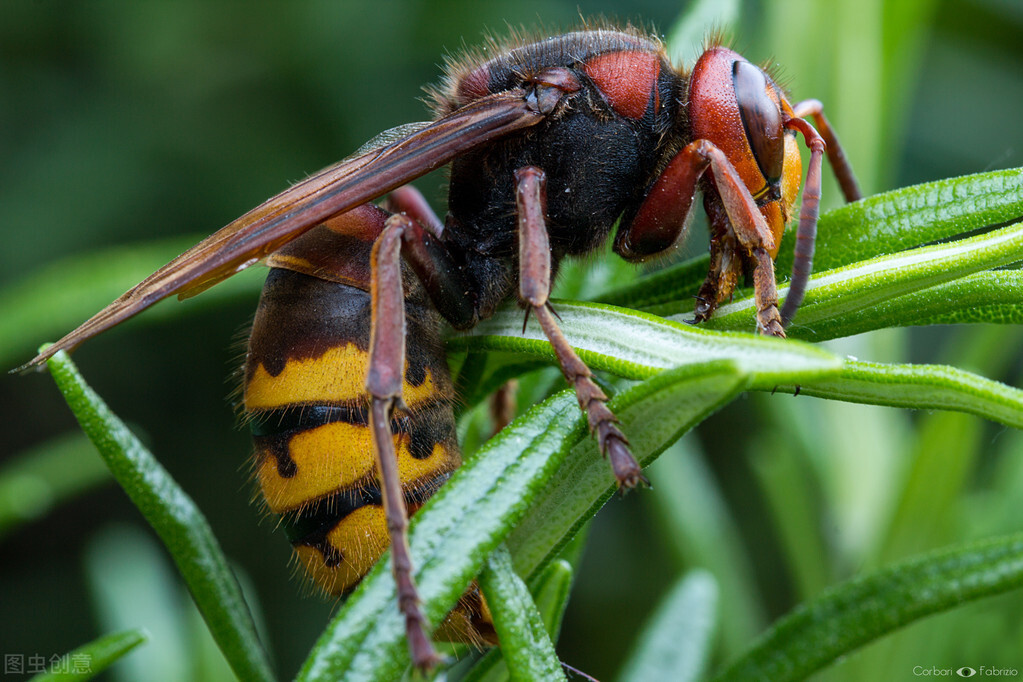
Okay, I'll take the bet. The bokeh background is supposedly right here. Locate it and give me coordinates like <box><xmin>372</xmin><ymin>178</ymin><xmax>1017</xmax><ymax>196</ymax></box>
<box><xmin>3</xmin><ymin>0</ymin><xmax>1023</xmax><ymax>680</ymax></box>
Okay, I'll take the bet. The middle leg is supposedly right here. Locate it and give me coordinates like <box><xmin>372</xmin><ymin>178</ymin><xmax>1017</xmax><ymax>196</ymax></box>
<box><xmin>514</xmin><ymin>166</ymin><xmax>646</xmax><ymax>489</ymax></box>
<box><xmin>694</xmin><ymin>192</ymin><xmax>744</xmax><ymax>324</ymax></box>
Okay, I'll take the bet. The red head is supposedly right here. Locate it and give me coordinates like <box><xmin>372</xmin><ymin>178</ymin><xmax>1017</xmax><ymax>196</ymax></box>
<box><xmin>689</xmin><ymin>47</ymin><xmax>803</xmax><ymax>256</ymax></box>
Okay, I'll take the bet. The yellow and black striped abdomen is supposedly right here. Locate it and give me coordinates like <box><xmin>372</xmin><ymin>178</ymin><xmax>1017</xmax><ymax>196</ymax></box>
<box><xmin>242</xmin><ymin>210</ymin><xmax>460</xmax><ymax>597</ymax></box>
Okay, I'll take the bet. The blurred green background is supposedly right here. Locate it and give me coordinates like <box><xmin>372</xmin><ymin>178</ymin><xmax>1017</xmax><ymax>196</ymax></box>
<box><xmin>2</xmin><ymin>0</ymin><xmax>1023</xmax><ymax>680</ymax></box>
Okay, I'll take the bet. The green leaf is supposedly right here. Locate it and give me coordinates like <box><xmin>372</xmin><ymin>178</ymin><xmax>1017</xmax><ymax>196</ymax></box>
<box><xmin>458</xmin><ymin>300</ymin><xmax>844</xmax><ymax>388</ymax></box>
<box><xmin>551</xmin><ymin>238</ymin><xmax>638</xmax><ymax>302</ymax></box>
<box><xmin>594</xmin><ymin>257</ymin><xmax>709</xmax><ymax>314</ymax></box>
<box><xmin>617</xmin><ymin>570</ymin><xmax>718</xmax><ymax>682</ymax></box>
<box><xmin>777</xmin><ymin>167</ymin><xmax>1023</xmax><ymax>275</ymax></box>
<box><xmin>699</xmin><ymin>217</ymin><xmax>1023</xmax><ymax>334</ymax></box>
<box><xmin>877</xmin><ymin>326</ymin><xmax>1023</xmax><ymax>565</ymax></box>
<box><xmin>507</xmin><ymin>362</ymin><xmax>751</xmax><ymax>582</ymax></box>
<box><xmin>644</xmin><ymin>442</ymin><xmax>765</xmax><ymax>655</ymax></box>
<box><xmin>477</xmin><ymin>545</ymin><xmax>566</xmax><ymax>682</ymax></box>
<box><xmin>452</xmin><ymin>300</ymin><xmax>1023</xmax><ymax>434</ymax></box>
<box><xmin>780</xmin><ymin>270</ymin><xmax>1023</xmax><ymax>340</ymax></box>
<box><xmin>45</xmin><ymin>350</ymin><xmax>276</xmax><ymax>682</ymax></box>
<box><xmin>84</xmin><ymin>524</ymin><xmax>245</xmax><ymax>682</ymax></box>
<box><xmin>28</xmin><ymin>629</ymin><xmax>147</xmax><ymax>682</ymax></box>
<box><xmin>531</xmin><ymin>559</ymin><xmax>574</xmax><ymax>642</ymax></box>
<box><xmin>665</xmin><ymin>0</ymin><xmax>740</xmax><ymax>65</ymax></box>
<box><xmin>85</xmin><ymin>526</ymin><xmax>190</xmax><ymax>682</ymax></box>
<box><xmin>714</xmin><ymin>533</ymin><xmax>1023</xmax><ymax>681</ymax></box>
<box><xmin>786</xmin><ymin>359</ymin><xmax>1023</xmax><ymax>430</ymax></box>
<box><xmin>462</xmin><ymin>559</ymin><xmax>574</xmax><ymax>682</ymax></box>
<box><xmin>750</xmin><ymin>436</ymin><xmax>831</xmax><ymax>600</ymax></box>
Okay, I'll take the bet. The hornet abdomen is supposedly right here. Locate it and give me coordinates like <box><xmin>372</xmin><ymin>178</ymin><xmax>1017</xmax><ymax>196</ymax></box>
<box><xmin>242</xmin><ymin>204</ymin><xmax>491</xmax><ymax>641</ymax></box>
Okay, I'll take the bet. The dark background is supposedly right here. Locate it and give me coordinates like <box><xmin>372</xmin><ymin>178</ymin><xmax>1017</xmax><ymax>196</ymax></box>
<box><xmin>3</xmin><ymin>1</ymin><xmax>1023</xmax><ymax>680</ymax></box>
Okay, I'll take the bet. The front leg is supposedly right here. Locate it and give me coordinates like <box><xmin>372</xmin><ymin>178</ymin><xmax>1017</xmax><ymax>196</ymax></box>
<box><xmin>515</xmin><ymin>167</ymin><xmax>646</xmax><ymax>489</ymax></box>
<box><xmin>791</xmin><ymin>99</ymin><xmax>862</xmax><ymax>203</ymax></box>
<box><xmin>616</xmin><ymin>139</ymin><xmax>786</xmax><ymax>336</ymax></box>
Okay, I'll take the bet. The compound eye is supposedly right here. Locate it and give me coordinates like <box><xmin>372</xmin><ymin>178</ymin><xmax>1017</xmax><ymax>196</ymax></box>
<box><xmin>733</xmin><ymin>60</ymin><xmax>784</xmax><ymax>189</ymax></box>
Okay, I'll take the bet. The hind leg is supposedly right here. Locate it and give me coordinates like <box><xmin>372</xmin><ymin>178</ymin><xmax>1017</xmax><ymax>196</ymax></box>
<box><xmin>367</xmin><ymin>213</ymin><xmax>441</xmax><ymax>670</ymax></box>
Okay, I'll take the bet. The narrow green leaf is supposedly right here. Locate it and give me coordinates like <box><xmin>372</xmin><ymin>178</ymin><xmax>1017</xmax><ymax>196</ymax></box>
<box><xmin>617</xmin><ymin>570</ymin><xmax>718</xmax><ymax>682</ymax></box>
<box><xmin>791</xmin><ymin>270</ymin><xmax>1023</xmax><ymax>340</ymax></box>
<box><xmin>28</xmin><ymin>629</ymin><xmax>147</xmax><ymax>682</ymax></box>
<box><xmin>84</xmin><ymin>523</ymin><xmax>246</xmax><ymax>682</ymax></box>
<box><xmin>751</xmin><ymin>438</ymin><xmax>831</xmax><ymax>600</ymax></box>
<box><xmin>878</xmin><ymin>326</ymin><xmax>1023</xmax><ymax>564</ymax></box>
<box><xmin>460</xmin><ymin>646</ymin><xmax>507</xmax><ymax>682</ymax></box>
<box><xmin>700</xmin><ymin>218</ymin><xmax>1023</xmax><ymax>333</ymax></box>
<box><xmin>644</xmin><ymin>442</ymin><xmax>765</xmax><ymax>656</ymax></box>
<box><xmin>594</xmin><ymin>256</ymin><xmax>708</xmax><ymax>313</ymax></box>
<box><xmin>507</xmin><ymin>362</ymin><xmax>748</xmax><ymax>581</ymax></box>
<box><xmin>461</xmin><ymin>300</ymin><xmax>1023</xmax><ymax>463</ymax></box>
<box><xmin>552</xmin><ymin>238</ymin><xmax>638</xmax><ymax>302</ymax></box>
<box><xmin>782</xmin><ymin>359</ymin><xmax>1023</xmax><ymax>430</ymax></box>
<box><xmin>452</xmin><ymin>351</ymin><xmax>491</xmax><ymax>411</ymax></box>
<box><xmin>459</xmin><ymin>356</ymin><xmax>549</xmax><ymax>412</ymax></box>
<box><xmin>85</xmin><ymin>526</ymin><xmax>189</xmax><ymax>682</ymax></box>
<box><xmin>0</xmin><ymin>433</ymin><xmax>110</xmax><ymax>539</ymax></box>
<box><xmin>665</xmin><ymin>0</ymin><xmax>740</xmax><ymax>65</ymax></box>
<box><xmin>477</xmin><ymin>545</ymin><xmax>566</xmax><ymax>682</ymax></box>
<box><xmin>531</xmin><ymin>559</ymin><xmax>574</xmax><ymax>642</ymax></box>
<box><xmin>714</xmin><ymin>533</ymin><xmax>1023</xmax><ymax>681</ymax></box>
<box><xmin>45</xmin><ymin>351</ymin><xmax>276</xmax><ymax>682</ymax></box>
<box><xmin>458</xmin><ymin>300</ymin><xmax>843</xmax><ymax>388</ymax></box>
<box><xmin>777</xmin><ymin>166</ymin><xmax>1023</xmax><ymax>275</ymax></box>
<box><xmin>881</xmin><ymin>411</ymin><xmax>981</xmax><ymax>565</ymax></box>
<box><xmin>462</xmin><ymin>560</ymin><xmax>574</xmax><ymax>682</ymax></box>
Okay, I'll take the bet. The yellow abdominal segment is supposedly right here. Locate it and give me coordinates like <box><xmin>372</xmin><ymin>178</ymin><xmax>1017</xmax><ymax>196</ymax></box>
<box><xmin>257</xmin><ymin>424</ymin><xmax>454</xmax><ymax>514</ymax></box>
<box><xmin>244</xmin><ymin>343</ymin><xmax>440</xmax><ymax>411</ymax></box>
<box><xmin>293</xmin><ymin>505</ymin><xmax>389</xmax><ymax>595</ymax></box>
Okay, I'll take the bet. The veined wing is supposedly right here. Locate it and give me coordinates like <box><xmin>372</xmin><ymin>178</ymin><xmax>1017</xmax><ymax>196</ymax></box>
<box><xmin>21</xmin><ymin>90</ymin><xmax>541</xmax><ymax>370</ymax></box>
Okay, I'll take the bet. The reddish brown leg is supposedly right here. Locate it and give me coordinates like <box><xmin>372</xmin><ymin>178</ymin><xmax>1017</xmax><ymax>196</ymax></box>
<box><xmin>367</xmin><ymin>214</ymin><xmax>440</xmax><ymax>671</ymax></box>
<box><xmin>694</xmin><ymin>194</ymin><xmax>743</xmax><ymax>323</ymax></box>
<box><xmin>779</xmin><ymin>117</ymin><xmax>826</xmax><ymax>326</ymax></box>
<box><xmin>516</xmin><ymin>166</ymin><xmax>646</xmax><ymax>489</ymax></box>
<box><xmin>791</xmin><ymin>99</ymin><xmax>863</xmax><ymax>203</ymax></box>
<box><xmin>489</xmin><ymin>380</ymin><xmax>518</xmax><ymax>435</ymax></box>
<box><xmin>615</xmin><ymin>139</ymin><xmax>785</xmax><ymax>336</ymax></box>
<box><xmin>751</xmin><ymin>247</ymin><xmax>785</xmax><ymax>336</ymax></box>
<box><xmin>686</xmin><ymin>143</ymin><xmax>785</xmax><ymax>335</ymax></box>
<box><xmin>385</xmin><ymin>185</ymin><xmax>445</xmax><ymax>238</ymax></box>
